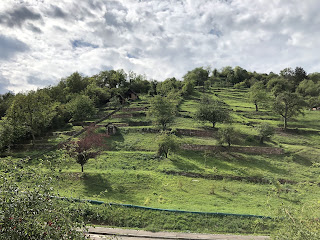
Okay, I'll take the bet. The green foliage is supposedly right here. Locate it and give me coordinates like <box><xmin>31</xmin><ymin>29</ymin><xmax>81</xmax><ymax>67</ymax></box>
<box><xmin>272</xmin><ymin>92</ymin><xmax>305</xmax><ymax>129</ymax></box>
<box><xmin>67</xmin><ymin>95</ymin><xmax>96</xmax><ymax>122</ymax></box>
<box><xmin>256</xmin><ymin>123</ymin><xmax>274</xmax><ymax>144</ymax></box>
<box><xmin>218</xmin><ymin>125</ymin><xmax>237</xmax><ymax>147</ymax></box>
<box><xmin>267</xmin><ymin>77</ymin><xmax>292</xmax><ymax>96</ymax></box>
<box><xmin>84</xmin><ymin>83</ymin><xmax>111</xmax><ymax>106</ymax></box>
<box><xmin>183</xmin><ymin>67</ymin><xmax>209</xmax><ymax>90</ymax></box>
<box><xmin>148</xmin><ymin>95</ymin><xmax>177</xmax><ymax>130</ymax></box>
<box><xmin>195</xmin><ymin>96</ymin><xmax>231</xmax><ymax>128</ymax></box>
<box><xmin>296</xmin><ymin>79</ymin><xmax>320</xmax><ymax>97</ymax></box>
<box><xmin>272</xmin><ymin>202</ymin><xmax>320</xmax><ymax>240</ymax></box>
<box><xmin>0</xmin><ymin>158</ymin><xmax>87</xmax><ymax>239</ymax></box>
<box><xmin>157</xmin><ymin>132</ymin><xmax>180</xmax><ymax>158</ymax></box>
<box><xmin>248</xmin><ymin>82</ymin><xmax>268</xmax><ymax>111</ymax></box>
<box><xmin>6</xmin><ymin>91</ymin><xmax>57</xmax><ymax>142</ymax></box>
<box><xmin>65</xmin><ymin>72</ymin><xmax>89</xmax><ymax>94</ymax></box>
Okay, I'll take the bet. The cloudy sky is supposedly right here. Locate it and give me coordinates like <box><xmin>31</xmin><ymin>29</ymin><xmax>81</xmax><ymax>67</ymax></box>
<box><xmin>0</xmin><ymin>0</ymin><xmax>320</xmax><ymax>93</ymax></box>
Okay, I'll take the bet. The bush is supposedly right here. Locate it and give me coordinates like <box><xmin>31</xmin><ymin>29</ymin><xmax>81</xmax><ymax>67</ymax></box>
<box><xmin>0</xmin><ymin>158</ymin><xmax>87</xmax><ymax>239</ymax></box>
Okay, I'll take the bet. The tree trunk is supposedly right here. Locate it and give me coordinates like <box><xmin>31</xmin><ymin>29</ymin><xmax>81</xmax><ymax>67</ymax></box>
<box><xmin>212</xmin><ymin>122</ymin><xmax>216</xmax><ymax>128</ymax></box>
<box><xmin>81</xmin><ymin>165</ymin><xmax>84</xmax><ymax>172</ymax></box>
<box><xmin>31</xmin><ymin>132</ymin><xmax>36</xmax><ymax>146</ymax></box>
<box><xmin>260</xmin><ymin>137</ymin><xmax>264</xmax><ymax>144</ymax></box>
<box><xmin>283</xmin><ymin>117</ymin><xmax>287</xmax><ymax>130</ymax></box>
<box><xmin>255</xmin><ymin>101</ymin><xmax>258</xmax><ymax>112</ymax></box>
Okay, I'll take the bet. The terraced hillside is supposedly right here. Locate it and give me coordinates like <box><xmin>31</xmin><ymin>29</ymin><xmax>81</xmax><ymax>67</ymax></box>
<box><xmin>10</xmin><ymin>87</ymin><xmax>319</xmax><ymax>219</ymax></box>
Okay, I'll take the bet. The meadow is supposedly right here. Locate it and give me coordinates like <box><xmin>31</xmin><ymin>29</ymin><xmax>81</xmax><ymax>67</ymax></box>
<box><xmin>7</xmin><ymin>87</ymin><xmax>320</xmax><ymax>234</ymax></box>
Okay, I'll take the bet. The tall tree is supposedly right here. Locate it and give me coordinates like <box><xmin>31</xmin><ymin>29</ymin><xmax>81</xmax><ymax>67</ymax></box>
<box><xmin>248</xmin><ymin>82</ymin><xmax>268</xmax><ymax>111</ymax></box>
<box><xmin>272</xmin><ymin>92</ymin><xmax>305</xmax><ymax>130</ymax></box>
<box><xmin>66</xmin><ymin>95</ymin><xmax>96</xmax><ymax>122</ymax></box>
<box><xmin>148</xmin><ymin>95</ymin><xmax>177</xmax><ymax>131</ymax></box>
<box><xmin>195</xmin><ymin>96</ymin><xmax>231</xmax><ymax>128</ymax></box>
<box><xmin>183</xmin><ymin>67</ymin><xmax>209</xmax><ymax>91</ymax></box>
<box><xmin>6</xmin><ymin>91</ymin><xmax>57</xmax><ymax>143</ymax></box>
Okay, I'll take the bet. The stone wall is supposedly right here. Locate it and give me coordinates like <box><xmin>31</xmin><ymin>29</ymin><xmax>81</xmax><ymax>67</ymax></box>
<box><xmin>176</xmin><ymin>128</ymin><xmax>216</xmax><ymax>137</ymax></box>
<box><xmin>122</xmin><ymin>107</ymin><xmax>147</xmax><ymax>112</ymax></box>
<box><xmin>111</xmin><ymin>113</ymin><xmax>133</xmax><ymax>118</ymax></box>
<box><xmin>181</xmin><ymin>144</ymin><xmax>284</xmax><ymax>155</ymax></box>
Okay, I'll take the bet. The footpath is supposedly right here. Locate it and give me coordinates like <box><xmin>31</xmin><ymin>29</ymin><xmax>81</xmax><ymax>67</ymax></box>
<box><xmin>86</xmin><ymin>227</ymin><xmax>270</xmax><ymax>240</ymax></box>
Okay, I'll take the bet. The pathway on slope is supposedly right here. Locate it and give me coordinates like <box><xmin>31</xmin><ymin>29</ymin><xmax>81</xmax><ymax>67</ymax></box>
<box><xmin>87</xmin><ymin>227</ymin><xmax>270</xmax><ymax>240</ymax></box>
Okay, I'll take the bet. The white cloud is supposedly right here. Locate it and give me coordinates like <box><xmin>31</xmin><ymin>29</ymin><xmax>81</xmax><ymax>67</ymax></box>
<box><xmin>0</xmin><ymin>0</ymin><xmax>320</xmax><ymax>93</ymax></box>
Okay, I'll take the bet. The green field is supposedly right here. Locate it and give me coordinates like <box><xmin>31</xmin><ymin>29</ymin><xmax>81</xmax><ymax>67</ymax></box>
<box><xmin>6</xmin><ymin>87</ymin><xmax>320</xmax><ymax>234</ymax></box>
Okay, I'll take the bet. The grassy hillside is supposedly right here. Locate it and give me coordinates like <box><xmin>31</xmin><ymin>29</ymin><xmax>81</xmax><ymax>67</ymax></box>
<box><xmin>7</xmin><ymin>87</ymin><xmax>320</xmax><ymax>233</ymax></box>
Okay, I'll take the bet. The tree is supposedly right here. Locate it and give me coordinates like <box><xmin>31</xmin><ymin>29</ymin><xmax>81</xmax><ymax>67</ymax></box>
<box><xmin>65</xmin><ymin>72</ymin><xmax>88</xmax><ymax>94</ymax></box>
<box><xmin>195</xmin><ymin>96</ymin><xmax>231</xmax><ymax>128</ymax></box>
<box><xmin>272</xmin><ymin>92</ymin><xmax>305</xmax><ymax>130</ymax></box>
<box><xmin>0</xmin><ymin>92</ymin><xmax>14</xmax><ymax>119</ymax></box>
<box><xmin>6</xmin><ymin>91</ymin><xmax>57</xmax><ymax>143</ymax></box>
<box><xmin>66</xmin><ymin>126</ymin><xmax>108</xmax><ymax>172</ymax></box>
<box><xmin>267</xmin><ymin>77</ymin><xmax>292</xmax><ymax>96</ymax></box>
<box><xmin>256</xmin><ymin>123</ymin><xmax>274</xmax><ymax>144</ymax></box>
<box><xmin>66</xmin><ymin>95</ymin><xmax>96</xmax><ymax>122</ymax></box>
<box><xmin>248</xmin><ymin>82</ymin><xmax>268</xmax><ymax>111</ymax></box>
<box><xmin>218</xmin><ymin>125</ymin><xmax>236</xmax><ymax>147</ymax></box>
<box><xmin>148</xmin><ymin>95</ymin><xmax>177</xmax><ymax>131</ymax></box>
<box><xmin>183</xmin><ymin>67</ymin><xmax>209</xmax><ymax>91</ymax></box>
<box><xmin>296</xmin><ymin>79</ymin><xmax>320</xmax><ymax>97</ymax></box>
<box><xmin>157</xmin><ymin>132</ymin><xmax>180</xmax><ymax>158</ymax></box>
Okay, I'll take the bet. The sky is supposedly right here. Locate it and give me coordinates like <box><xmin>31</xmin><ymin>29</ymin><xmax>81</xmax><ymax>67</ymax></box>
<box><xmin>0</xmin><ymin>0</ymin><xmax>320</xmax><ymax>94</ymax></box>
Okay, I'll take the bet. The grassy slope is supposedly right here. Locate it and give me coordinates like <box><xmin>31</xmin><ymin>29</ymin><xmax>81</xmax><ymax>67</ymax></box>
<box><xmin>7</xmin><ymin>88</ymin><xmax>320</xmax><ymax>219</ymax></box>
<box><xmin>30</xmin><ymin>87</ymin><xmax>319</xmax><ymax>218</ymax></box>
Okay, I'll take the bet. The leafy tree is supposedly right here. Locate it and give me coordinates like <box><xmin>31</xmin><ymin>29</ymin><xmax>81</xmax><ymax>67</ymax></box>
<box><xmin>148</xmin><ymin>95</ymin><xmax>177</xmax><ymax>131</ymax></box>
<box><xmin>65</xmin><ymin>72</ymin><xmax>89</xmax><ymax>94</ymax></box>
<box><xmin>84</xmin><ymin>83</ymin><xmax>111</xmax><ymax>106</ymax></box>
<box><xmin>129</xmin><ymin>72</ymin><xmax>150</xmax><ymax>94</ymax></box>
<box><xmin>183</xmin><ymin>67</ymin><xmax>209</xmax><ymax>91</ymax></box>
<box><xmin>272</xmin><ymin>92</ymin><xmax>305</xmax><ymax>130</ymax></box>
<box><xmin>66</xmin><ymin>126</ymin><xmax>108</xmax><ymax>172</ymax></box>
<box><xmin>0</xmin><ymin>92</ymin><xmax>14</xmax><ymax>119</ymax></box>
<box><xmin>66</xmin><ymin>95</ymin><xmax>96</xmax><ymax>122</ymax></box>
<box><xmin>181</xmin><ymin>80</ymin><xmax>195</xmax><ymax>96</ymax></box>
<box><xmin>6</xmin><ymin>91</ymin><xmax>57</xmax><ymax>143</ymax></box>
<box><xmin>296</xmin><ymin>79</ymin><xmax>320</xmax><ymax>97</ymax></box>
<box><xmin>256</xmin><ymin>123</ymin><xmax>274</xmax><ymax>144</ymax></box>
<box><xmin>267</xmin><ymin>77</ymin><xmax>292</xmax><ymax>96</ymax></box>
<box><xmin>293</xmin><ymin>66</ymin><xmax>307</xmax><ymax>89</ymax></box>
<box><xmin>218</xmin><ymin>125</ymin><xmax>236</xmax><ymax>147</ymax></box>
<box><xmin>0</xmin><ymin>157</ymin><xmax>87</xmax><ymax>239</ymax></box>
<box><xmin>156</xmin><ymin>77</ymin><xmax>182</xmax><ymax>96</ymax></box>
<box><xmin>195</xmin><ymin>96</ymin><xmax>231</xmax><ymax>128</ymax></box>
<box><xmin>157</xmin><ymin>132</ymin><xmax>180</xmax><ymax>158</ymax></box>
<box><xmin>248</xmin><ymin>82</ymin><xmax>268</xmax><ymax>111</ymax></box>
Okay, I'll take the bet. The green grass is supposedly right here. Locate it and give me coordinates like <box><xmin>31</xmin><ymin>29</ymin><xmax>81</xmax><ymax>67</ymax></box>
<box><xmin>6</xmin><ymin>87</ymin><xmax>320</xmax><ymax>234</ymax></box>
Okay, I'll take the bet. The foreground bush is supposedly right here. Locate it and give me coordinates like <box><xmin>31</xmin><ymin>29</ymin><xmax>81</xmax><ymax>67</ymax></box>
<box><xmin>0</xmin><ymin>157</ymin><xmax>87</xmax><ymax>240</ymax></box>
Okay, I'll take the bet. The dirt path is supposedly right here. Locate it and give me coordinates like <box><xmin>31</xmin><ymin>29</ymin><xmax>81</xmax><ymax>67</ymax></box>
<box><xmin>87</xmin><ymin>227</ymin><xmax>270</xmax><ymax>240</ymax></box>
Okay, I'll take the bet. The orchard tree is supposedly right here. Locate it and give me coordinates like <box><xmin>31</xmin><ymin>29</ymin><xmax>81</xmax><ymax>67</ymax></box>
<box><xmin>6</xmin><ymin>91</ymin><xmax>57</xmax><ymax>143</ymax></box>
<box><xmin>248</xmin><ymin>82</ymin><xmax>268</xmax><ymax>111</ymax></box>
<box><xmin>195</xmin><ymin>96</ymin><xmax>231</xmax><ymax>128</ymax></box>
<box><xmin>272</xmin><ymin>92</ymin><xmax>305</xmax><ymax>130</ymax></box>
<box><xmin>148</xmin><ymin>95</ymin><xmax>177</xmax><ymax>131</ymax></box>
<box><xmin>218</xmin><ymin>125</ymin><xmax>237</xmax><ymax>147</ymax></box>
<box><xmin>66</xmin><ymin>95</ymin><xmax>96</xmax><ymax>122</ymax></box>
<box><xmin>183</xmin><ymin>67</ymin><xmax>209</xmax><ymax>91</ymax></box>
<box><xmin>157</xmin><ymin>132</ymin><xmax>180</xmax><ymax>158</ymax></box>
<box><xmin>257</xmin><ymin>123</ymin><xmax>275</xmax><ymax>144</ymax></box>
<box><xmin>66</xmin><ymin>126</ymin><xmax>108</xmax><ymax>172</ymax></box>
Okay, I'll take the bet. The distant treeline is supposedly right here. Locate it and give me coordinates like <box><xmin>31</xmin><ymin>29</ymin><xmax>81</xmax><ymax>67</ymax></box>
<box><xmin>0</xmin><ymin>66</ymin><xmax>319</xmax><ymax>151</ymax></box>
